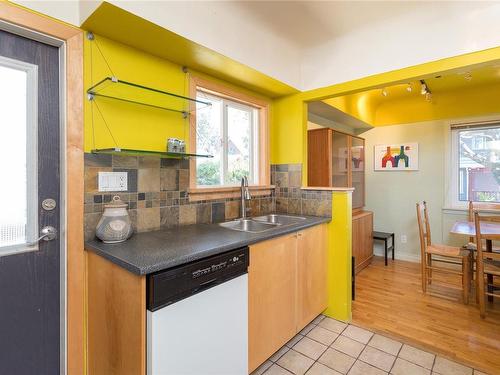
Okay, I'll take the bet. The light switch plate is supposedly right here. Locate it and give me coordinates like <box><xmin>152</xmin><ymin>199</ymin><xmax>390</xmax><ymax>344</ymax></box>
<box><xmin>98</xmin><ymin>171</ymin><xmax>128</xmax><ymax>192</ymax></box>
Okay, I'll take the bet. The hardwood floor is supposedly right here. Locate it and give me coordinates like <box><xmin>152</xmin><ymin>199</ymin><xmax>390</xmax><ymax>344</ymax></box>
<box><xmin>352</xmin><ymin>256</ymin><xmax>500</xmax><ymax>374</ymax></box>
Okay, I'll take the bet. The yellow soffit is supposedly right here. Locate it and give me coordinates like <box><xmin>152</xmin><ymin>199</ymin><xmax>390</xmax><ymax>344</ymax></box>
<box><xmin>81</xmin><ymin>2</ymin><xmax>299</xmax><ymax>98</ymax></box>
<box><xmin>302</xmin><ymin>48</ymin><xmax>500</xmax><ymax>103</ymax></box>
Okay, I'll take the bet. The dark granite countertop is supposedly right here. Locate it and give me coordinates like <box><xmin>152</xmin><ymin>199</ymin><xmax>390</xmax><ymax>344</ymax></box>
<box><xmin>85</xmin><ymin>215</ymin><xmax>330</xmax><ymax>275</ymax></box>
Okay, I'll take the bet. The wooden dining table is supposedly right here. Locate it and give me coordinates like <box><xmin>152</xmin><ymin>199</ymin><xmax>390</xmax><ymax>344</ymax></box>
<box><xmin>450</xmin><ymin>220</ymin><xmax>500</xmax><ymax>301</ymax></box>
<box><xmin>450</xmin><ymin>220</ymin><xmax>500</xmax><ymax>243</ymax></box>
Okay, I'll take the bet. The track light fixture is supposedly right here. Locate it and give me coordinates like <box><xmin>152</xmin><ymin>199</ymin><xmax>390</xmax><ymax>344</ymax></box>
<box><xmin>419</xmin><ymin>79</ymin><xmax>432</xmax><ymax>101</ymax></box>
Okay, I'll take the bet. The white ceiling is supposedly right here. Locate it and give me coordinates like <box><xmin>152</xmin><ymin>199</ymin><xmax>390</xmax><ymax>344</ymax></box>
<box><xmin>232</xmin><ymin>1</ymin><xmax>424</xmax><ymax>49</ymax></box>
<box><xmin>15</xmin><ymin>1</ymin><xmax>500</xmax><ymax>93</ymax></box>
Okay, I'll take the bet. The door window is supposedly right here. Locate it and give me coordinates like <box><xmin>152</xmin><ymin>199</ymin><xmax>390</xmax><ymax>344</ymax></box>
<box><xmin>0</xmin><ymin>58</ymin><xmax>38</xmax><ymax>254</ymax></box>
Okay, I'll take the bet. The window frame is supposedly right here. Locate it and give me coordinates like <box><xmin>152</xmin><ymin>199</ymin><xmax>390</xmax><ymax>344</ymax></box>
<box><xmin>195</xmin><ymin>92</ymin><xmax>258</xmax><ymax>187</ymax></box>
<box><xmin>188</xmin><ymin>76</ymin><xmax>271</xmax><ymax>201</ymax></box>
<box><xmin>447</xmin><ymin>120</ymin><xmax>500</xmax><ymax>209</ymax></box>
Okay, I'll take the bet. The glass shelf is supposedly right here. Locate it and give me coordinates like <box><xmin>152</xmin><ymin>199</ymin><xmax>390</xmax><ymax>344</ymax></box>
<box><xmin>91</xmin><ymin>148</ymin><xmax>213</xmax><ymax>159</ymax></box>
<box><xmin>87</xmin><ymin>77</ymin><xmax>211</xmax><ymax>117</ymax></box>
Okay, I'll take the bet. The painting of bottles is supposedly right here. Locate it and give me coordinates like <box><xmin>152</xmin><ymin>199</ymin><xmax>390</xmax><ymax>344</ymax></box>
<box><xmin>374</xmin><ymin>143</ymin><xmax>418</xmax><ymax>171</ymax></box>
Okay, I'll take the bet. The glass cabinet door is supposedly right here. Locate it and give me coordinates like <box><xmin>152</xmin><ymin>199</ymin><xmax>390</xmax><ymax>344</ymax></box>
<box><xmin>331</xmin><ymin>131</ymin><xmax>349</xmax><ymax>187</ymax></box>
<box><xmin>351</xmin><ymin>136</ymin><xmax>365</xmax><ymax>209</ymax></box>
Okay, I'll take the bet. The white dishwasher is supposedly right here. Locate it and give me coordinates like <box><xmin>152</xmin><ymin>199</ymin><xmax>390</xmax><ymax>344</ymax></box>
<box><xmin>147</xmin><ymin>247</ymin><xmax>249</xmax><ymax>375</ymax></box>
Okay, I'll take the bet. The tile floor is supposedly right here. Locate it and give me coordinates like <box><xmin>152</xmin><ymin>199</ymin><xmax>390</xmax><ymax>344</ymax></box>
<box><xmin>251</xmin><ymin>315</ymin><xmax>489</xmax><ymax>375</ymax></box>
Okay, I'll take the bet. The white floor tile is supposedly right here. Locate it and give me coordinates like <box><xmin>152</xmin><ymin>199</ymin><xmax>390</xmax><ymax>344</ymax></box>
<box><xmin>307</xmin><ymin>326</ymin><xmax>339</xmax><ymax>346</ymax></box>
<box><xmin>342</xmin><ymin>325</ymin><xmax>374</xmax><ymax>344</ymax></box>
<box><xmin>433</xmin><ymin>357</ymin><xmax>473</xmax><ymax>375</ymax></box>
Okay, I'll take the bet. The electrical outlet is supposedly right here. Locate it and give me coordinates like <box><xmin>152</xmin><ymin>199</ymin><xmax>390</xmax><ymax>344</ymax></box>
<box><xmin>98</xmin><ymin>171</ymin><xmax>128</xmax><ymax>192</ymax></box>
<box><xmin>401</xmin><ymin>234</ymin><xmax>407</xmax><ymax>244</ymax></box>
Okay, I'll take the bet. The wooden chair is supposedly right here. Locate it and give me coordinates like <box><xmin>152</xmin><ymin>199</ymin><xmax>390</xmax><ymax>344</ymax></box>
<box><xmin>416</xmin><ymin>201</ymin><xmax>471</xmax><ymax>304</ymax></box>
<box><xmin>467</xmin><ymin>201</ymin><xmax>500</xmax><ymax>252</ymax></box>
<box><xmin>474</xmin><ymin>212</ymin><xmax>500</xmax><ymax>318</ymax></box>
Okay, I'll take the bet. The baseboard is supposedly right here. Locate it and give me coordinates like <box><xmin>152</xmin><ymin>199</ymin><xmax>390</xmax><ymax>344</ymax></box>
<box><xmin>373</xmin><ymin>248</ymin><xmax>420</xmax><ymax>263</ymax></box>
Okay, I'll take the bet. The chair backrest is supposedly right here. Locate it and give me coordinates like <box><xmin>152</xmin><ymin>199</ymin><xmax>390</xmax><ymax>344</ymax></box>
<box><xmin>468</xmin><ymin>201</ymin><xmax>500</xmax><ymax>221</ymax></box>
<box><xmin>473</xmin><ymin>212</ymin><xmax>500</xmax><ymax>264</ymax></box>
<box><xmin>416</xmin><ymin>201</ymin><xmax>432</xmax><ymax>259</ymax></box>
<box><xmin>468</xmin><ymin>201</ymin><xmax>500</xmax><ymax>243</ymax></box>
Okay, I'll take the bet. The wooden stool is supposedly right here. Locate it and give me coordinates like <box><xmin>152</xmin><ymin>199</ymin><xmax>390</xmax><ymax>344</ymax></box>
<box><xmin>373</xmin><ymin>231</ymin><xmax>395</xmax><ymax>266</ymax></box>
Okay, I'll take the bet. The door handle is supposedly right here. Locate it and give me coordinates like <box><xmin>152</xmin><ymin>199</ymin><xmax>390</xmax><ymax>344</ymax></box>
<box><xmin>28</xmin><ymin>226</ymin><xmax>57</xmax><ymax>246</ymax></box>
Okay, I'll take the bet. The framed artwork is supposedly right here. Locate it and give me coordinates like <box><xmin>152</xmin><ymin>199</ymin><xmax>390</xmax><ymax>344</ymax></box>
<box><xmin>374</xmin><ymin>143</ymin><xmax>419</xmax><ymax>171</ymax></box>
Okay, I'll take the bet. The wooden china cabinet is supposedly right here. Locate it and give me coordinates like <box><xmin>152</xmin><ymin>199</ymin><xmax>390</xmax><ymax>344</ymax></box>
<box><xmin>307</xmin><ymin>128</ymin><xmax>373</xmax><ymax>273</ymax></box>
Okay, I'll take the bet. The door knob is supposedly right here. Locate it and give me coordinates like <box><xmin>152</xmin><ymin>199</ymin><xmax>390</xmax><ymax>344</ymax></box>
<box><xmin>28</xmin><ymin>226</ymin><xmax>57</xmax><ymax>246</ymax></box>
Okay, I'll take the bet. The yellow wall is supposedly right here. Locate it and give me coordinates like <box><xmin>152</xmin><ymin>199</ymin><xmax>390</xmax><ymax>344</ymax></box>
<box><xmin>84</xmin><ymin>33</ymin><xmax>187</xmax><ymax>152</ymax></box>
<box><xmin>324</xmin><ymin>191</ymin><xmax>353</xmax><ymax>321</ymax></box>
<box><xmin>271</xmin><ymin>95</ymin><xmax>306</xmax><ymax>164</ymax></box>
<box><xmin>84</xmin><ymin>33</ymin><xmax>272</xmax><ymax>153</ymax></box>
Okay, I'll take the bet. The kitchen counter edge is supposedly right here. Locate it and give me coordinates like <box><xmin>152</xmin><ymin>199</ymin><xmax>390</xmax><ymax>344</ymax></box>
<box><xmin>85</xmin><ymin>216</ymin><xmax>331</xmax><ymax>275</ymax></box>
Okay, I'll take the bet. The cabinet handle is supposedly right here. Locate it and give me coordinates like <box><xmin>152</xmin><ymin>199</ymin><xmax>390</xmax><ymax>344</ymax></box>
<box><xmin>298</xmin><ymin>232</ymin><xmax>303</xmax><ymax>237</ymax></box>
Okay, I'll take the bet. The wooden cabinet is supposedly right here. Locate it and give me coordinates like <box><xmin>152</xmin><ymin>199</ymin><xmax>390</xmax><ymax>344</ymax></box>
<box><xmin>297</xmin><ymin>224</ymin><xmax>328</xmax><ymax>330</ymax></box>
<box><xmin>307</xmin><ymin>128</ymin><xmax>365</xmax><ymax>209</ymax></box>
<box><xmin>308</xmin><ymin>128</ymin><xmax>373</xmax><ymax>274</ymax></box>
<box><xmin>307</xmin><ymin>128</ymin><xmax>332</xmax><ymax>187</ymax></box>
<box><xmin>87</xmin><ymin>223</ymin><xmax>327</xmax><ymax>375</ymax></box>
<box><xmin>248</xmin><ymin>233</ymin><xmax>298</xmax><ymax>372</ymax></box>
<box><xmin>249</xmin><ymin>224</ymin><xmax>328</xmax><ymax>372</ymax></box>
<box><xmin>87</xmin><ymin>251</ymin><xmax>146</xmax><ymax>375</ymax></box>
<box><xmin>352</xmin><ymin>211</ymin><xmax>373</xmax><ymax>274</ymax></box>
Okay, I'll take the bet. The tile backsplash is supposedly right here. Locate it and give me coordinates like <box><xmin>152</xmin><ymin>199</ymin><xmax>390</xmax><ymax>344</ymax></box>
<box><xmin>84</xmin><ymin>155</ymin><xmax>332</xmax><ymax>241</ymax></box>
<box><xmin>271</xmin><ymin>164</ymin><xmax>332</xmax><ymax>218</ymax></box>
<box><xmin>84</xmin><ymin>153</ymin><xmax>274</xmax><ymax>241</ymax></box>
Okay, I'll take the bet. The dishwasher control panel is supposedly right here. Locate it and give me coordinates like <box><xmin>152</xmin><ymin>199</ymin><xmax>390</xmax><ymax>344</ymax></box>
<box><xmin>147</xmin><ymin>247</ymin><xmax>249</xmax><ymax>311</ymax></box>
<box><xmin>192</xmin><ymin>253</ymin><xmax>244</xmax><ymax>279</ymax></box>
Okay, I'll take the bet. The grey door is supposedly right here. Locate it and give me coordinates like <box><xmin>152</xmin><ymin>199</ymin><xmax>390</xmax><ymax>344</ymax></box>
<box><xmin>0</xmin><ymin>29</ymin><xmax>61</xmax><ymax>374</ymax></box>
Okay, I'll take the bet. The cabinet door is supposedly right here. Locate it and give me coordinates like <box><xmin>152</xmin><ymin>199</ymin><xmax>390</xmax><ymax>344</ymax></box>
<box><xmin>352</xmin><ymin>217</ymin><xmax>361</xmax><ymax>271</ymax></box>
<box><xmin>248</xmin><ymin>234</ymin><xmax>298</xmax><ymax>373</ymax></box>
<box><xmin>352</xmin><ymin>212</ymin><xmax>373</xmax><ymax>274</ymax></box>
<box><xmin>297</xmin><ymin>224</ymin><xmax>328</xmax><ymax>330</ymax></box>
<box><xmin>332</xmin><ymin>131</ymin><xmax>350</xmax><ymax>187</ymax></box>
<box><xmin>361</xmin><ymin>213</ymin><xmax>374</xmax><ymax>269</ymax></box>
<box><xmin>351</xmin><ymin>136</ymin><xmax>365</xmax><ymax>209</ymax></box>
<box><xmin>307</xmin><ymin>128</ymin><xmax>332</xmax><ymax>187</ymax></box>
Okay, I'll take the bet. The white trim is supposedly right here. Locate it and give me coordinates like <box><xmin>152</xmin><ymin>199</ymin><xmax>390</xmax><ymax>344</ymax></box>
<box><xmin>58</xmin><ymin>42</ymin><xmax>68</xmax><ymax>375</ymax></box>
<box><xmin>448</xmin><ymin>123</ymin><xmax>464</xmax><ymax>209</ymax></box>
<box><xmin>196</xmin><ymin>91</ymin><xmax>258</xmax><ymax>187</ymax></box>
<box><xmin>445</xmin><ymin>115</ymin><xmax>500</xmax><ymax>210</ymax></box>
<box><xmin>373</xmin><ymin>246</ymin><xmax>420</xmax><ymax>263</ymax></box>
<box><xmin>0</xmin><ymin>55</ymin><xmax>38</xmax><ymax>256</ymax></box>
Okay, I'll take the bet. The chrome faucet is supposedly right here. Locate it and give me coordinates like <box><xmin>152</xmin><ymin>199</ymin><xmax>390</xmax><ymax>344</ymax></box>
<box><xmin>240</xmin><ymin>176</ymin><xmax>251</xmax><ymax>219</ymax></box>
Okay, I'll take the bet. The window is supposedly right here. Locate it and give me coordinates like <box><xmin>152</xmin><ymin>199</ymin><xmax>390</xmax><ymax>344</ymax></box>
<box><xmin>188</xmin><ymin>76</ymin><xmax>270</xmax><ymax>200</ymax></box>
<box><xmin>451</xmin><ymin>123</ymin><xmax>500</xmax><ymax>204</ymax></box>
<box><xmin>0</xmin><ymin>57</ymin><xmax>38</xmax><ymax>254</ymax></box>
<box><xmin>195</xmin><ymin>92</ymin><xmax>258</xmax><ymax>186</ymax></box>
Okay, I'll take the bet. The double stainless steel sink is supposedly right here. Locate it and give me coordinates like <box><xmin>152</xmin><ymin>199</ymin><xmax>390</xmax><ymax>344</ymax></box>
<box><xmin>219</xmin><ymin>214</ymin><xmax>306</xmax><ymax>233</ymax></box>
